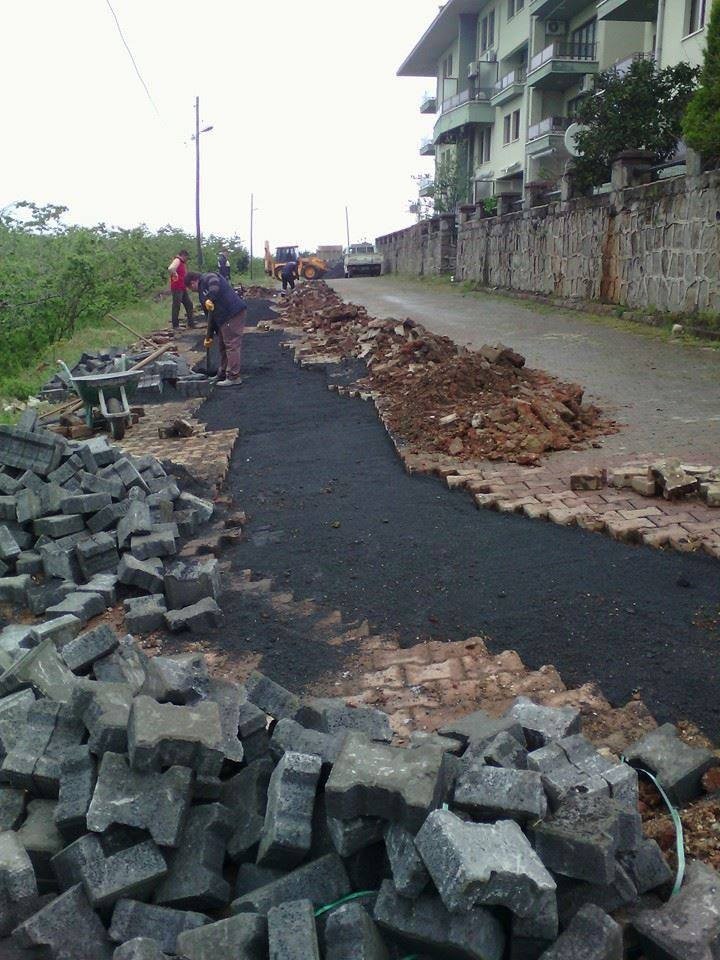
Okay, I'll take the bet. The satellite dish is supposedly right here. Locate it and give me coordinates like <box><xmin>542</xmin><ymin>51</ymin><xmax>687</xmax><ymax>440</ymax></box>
<box><xmin>564</xmin><ymin>122</ymin><xmax>587</xmax><ymax>158</ymax></box>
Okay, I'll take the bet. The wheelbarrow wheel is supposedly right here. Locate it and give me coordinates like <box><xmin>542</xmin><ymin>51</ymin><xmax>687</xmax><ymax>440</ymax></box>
<box><xmin>107</xmin><ymin>398</ymin><xmax>126</xmax><ymax>441</ymax></box>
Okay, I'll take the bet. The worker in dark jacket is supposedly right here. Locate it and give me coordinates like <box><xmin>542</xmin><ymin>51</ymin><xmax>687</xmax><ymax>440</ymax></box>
<box><xmin>217</xmin><ymin>248</ymin><xmax>231</xmax><ymax>281</ymax></box>
<box><xmin>281</xmin><ymin>260</ymin><xmax>298</xmax><ymax>292</ymax></box>
<box><xmin>185</xmin><ymin>271</ymin><xmax>247</xmax><ymax>386</ymax></box>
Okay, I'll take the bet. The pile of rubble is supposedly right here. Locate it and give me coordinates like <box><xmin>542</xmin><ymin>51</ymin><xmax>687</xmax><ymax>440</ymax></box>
<box><xmin>278</xmin><ymin>284</ymin><xmax>615</xmax><ymax>465</ymax></box>
<box><xmin>0</xmin><ymin>420</ymin><xmax>222</xmax><ymax>641</ymax></box>
<box><xmin>0</xmin><ymin>636</ymin><xmax>715</xmax><ymax>959</ymax></box>
<box><xmin>577</xmin><ymin>458</ymin><xmax>720</xmax><ymax>508</ymax></box>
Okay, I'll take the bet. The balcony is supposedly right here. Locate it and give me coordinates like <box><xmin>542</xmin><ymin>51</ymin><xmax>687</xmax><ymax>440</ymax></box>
<box><xmin>433</xmin><ymin>88</ymin><xmax>495</xmax><ymax>143</ymax></box>
<box><xmin>612</xmin><ymin>51</ymin><xmax>654</xmax><ymax>76</ymax></box>
<box><xmin>530</xmin><ymin>0</ymin><xmax>595</xmax><ymax>17</ymax></box>
<box><xmin>597</xmin><ymin>0</ymin><xmax>659</xmax><ymax>20</ymax></box>
<box><xmin>420</xmin><ymin>138</ymin><xmax>436</xmax><ymax>157</ymax></box>
<box><xmin>491</xmin><ymin>67</ymin><xmax>527</xmax><ymax>106</ymax></box>
<box><xmin>527</xmin><ymin>41</ymin><xmax>599</xmax><ymax>90</ymax></box>
<box><xmin>418</xmin><ymin>177</ymin><xmax>435</xmax><ymax>198</ymax></box>
<box><xmin>420</xmin><ymin>92</ymin><xmax>437</xmax><ymax>114</ymax></box>
<box><xmin>526</xmin><ymin>116</ymin><xmax>571</xmax><ymax>156</ymax></box>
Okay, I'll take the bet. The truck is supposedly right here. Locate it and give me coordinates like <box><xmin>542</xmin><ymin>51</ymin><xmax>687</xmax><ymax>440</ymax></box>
<box><xmin>343</xmin><ymin>243</ymin><xmax>382</xmax><ymax>278</ymax></box>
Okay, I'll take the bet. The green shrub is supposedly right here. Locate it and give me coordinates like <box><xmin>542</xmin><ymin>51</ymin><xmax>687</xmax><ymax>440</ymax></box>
<box><xmin>683</xmin><ymin>0</ymin><xmax>720</xmax><ymax>161</ymax></box>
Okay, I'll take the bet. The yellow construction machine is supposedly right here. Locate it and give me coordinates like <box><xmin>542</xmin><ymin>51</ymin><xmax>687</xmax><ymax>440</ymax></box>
<box><xmin>264</xmin><ymin>242</ymin><xmax>328</xmax><ymax>281</ymax></box>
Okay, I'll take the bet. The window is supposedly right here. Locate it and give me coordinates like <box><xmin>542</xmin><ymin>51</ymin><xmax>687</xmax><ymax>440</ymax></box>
<box><xmin>508</xmin><ymin>0</ymin><xmax>524</xmax><ymax>17</ymax></box>
<box><xmin>503</xmin><ymin>110</ymin><xmax>521</xmax><ymax>144</ymax></box>
<box><xmin>567</xmin><ymin>94</ymin><xmax>588</xmax><ymax>118</ymax></box>
<box><xmin>571</xmin><ymin>17</ymin><xmax>597</xmax><ymax>56</ymax></box>
<box><xmin>688</xmin><ymin>0</ymin><xmax>708</xmax><ymax>33</ymax></box>
<box><xmin>442</xmin><ymin>54</ymin><xmax>453</xmax><ymax>78</ymax></box>
<box><xmin>481</xmin><ymin>9</ymin><xmax>496</xmax><ymax>51</ymax></box>
<box><xmin>478</xmin><ymin>127</ymin><xmax>492</xmax><ymax>163</ymax></box>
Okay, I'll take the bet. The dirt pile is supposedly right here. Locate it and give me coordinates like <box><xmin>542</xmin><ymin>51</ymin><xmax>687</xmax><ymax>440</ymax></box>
<box><xmin>279</xmin><ymin>282</ymin><xmax>616</xmax><ymax>465</ymax></box>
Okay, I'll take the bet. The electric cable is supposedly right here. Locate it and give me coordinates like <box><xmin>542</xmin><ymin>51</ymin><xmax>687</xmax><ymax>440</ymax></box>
<box><xmin>104</xmin><ymin>0</ymin><xmax>160</xmax><ymax>117</ymax></box>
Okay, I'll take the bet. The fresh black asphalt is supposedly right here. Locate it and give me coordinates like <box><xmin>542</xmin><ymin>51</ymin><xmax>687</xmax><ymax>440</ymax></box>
<box><xmin>201</xmin><ymin>328</ymin><xmax>720</xmax><ymax>739</ymax></box>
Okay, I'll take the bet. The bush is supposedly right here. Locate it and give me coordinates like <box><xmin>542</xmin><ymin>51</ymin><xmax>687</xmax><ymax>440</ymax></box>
<box><xmin>683</xmin><ymin>0</ymin><xmax>720</xmax><ymax>161</ymax></box>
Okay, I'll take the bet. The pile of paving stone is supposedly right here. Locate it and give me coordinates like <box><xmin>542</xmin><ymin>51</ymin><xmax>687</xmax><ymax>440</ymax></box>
<box><xmin>0</xmin><ymin>643</ymin><xmax>715</xmax><ymax>959</ymax></box>
<box><xmin>0</xmin><ymin>421</ymin><xmax>222</xmax><ymax>641</ymax></box>
<box><xmin>279</xmin><ymin>283</ymin><xmax>615</xmax><ymax>465</ymax></box>
<box><xmin>573</xmin><ymin>459</ymin><xmax>720</xmax><ymax>508</ymax></box>
<box><xmin>39</xmin><ymin>349</ymin><xmax>211</xmax><ymax>406</ymax></box>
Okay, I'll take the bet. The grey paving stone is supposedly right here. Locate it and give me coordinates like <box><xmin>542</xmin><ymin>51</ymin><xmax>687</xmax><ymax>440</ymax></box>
<box><xmin>12</xmin><ymin>883</ymin><xmax>114</xmax><ymax>960</ymax></box>
<box><xmin>325</xmin><ymin>732</ymin><xmax>444</xmax><ymax>832</ymax></box>
<box><xmin>237</xmin><ymin>701</ymin><xmax>271</xmax><ymax>762</ymax></box>
<box><xmin>0</xmin><ymin>689</ymin><xmax>37</xmax><ymax>753</ymax></box>
<box><xmin>87</xmin><ymin>500</ymin><xmax>131</xmax><ymax>533</ymax></box>
<box><xmin>51</xmin><ymin>834</ymin><xmax>105</xmax><ymax>891</ymax></box>
<box><xmin>78</xmin><ymin>469</ymin><xmax>125</xmax><ymax>501</ymax></box>
<box><xmin>15</xmin><ymin>799</ymin><xmax>64</xmax><ymax>881</ymax></box>
<box><xmin>384</xmin><ymin>821</ymin><xmax>430</xmax><ymax>899</ymax></box>
<box><xmin>128</xmin><ymin>696</ymin><xmax>223</xmax><ymax>776</ymax></box>
<box><xmin>0</xmin><ymin>527</ymin><xmax>22</xmax><ymax>563</ymax></box>
<box><xmin>326</xmin><ymin>812</ymin><xmax>385</xmax><ymax>858</ymax></box>
<box><xmin>539</xmin><ymin>904</ymin><xmax>622</xmax><ymax>959</ymax></box>
<box><xmin>76</xmin><ymin>532</ymin><xmax>120</xmax><ymax>580</ymax></box>
<box><xmin>28</xmin><ymin>700</ymin><xmax>86</xmax><ymax>795</ymax></box>
<box><xmin>295</xmin><ymin>698</ymin><xmax>392</xmax><ymax>742</ymax></box>
<box><xmin>0</xmin><ymin>625</ymin><xmax>36</xmax><ymax>661</ymax></box>
<box><xmin>555</xmin><ymin>864</ymin><xmax>639</xmax><ymax>928</ymax></box>
<box><xmin>373</xmin><ymin>879</ymin><xmax>505</xmax><ymax>960</ymax></box>
<box><xmin>0</xmin><ymin>575</ymin><xmax>31</xmax><ymax>606</ymax></box>
<box><xmin>268</xmin><ymin>899</ymin><xmax>319</xmax><ymax>960</ymax></box>
<box><xmin>0</xmin><ymin>427</ymin><xmax>64</xmax><ymax>478</ymax></box>
<box><xmin>270</xmin><ymin>718</ymin><xmax>342</xmax><ymax>768</ymax></box>
<box><xmin>532</xmin><ymin>794</ymin><xmax>642</xmax><ymax>884</ymax></box>
<box><xmin>163</xmin><ymin>558</ymin><xmax>220</xmax><ymax>610</ymax></box>
<box><xmin>618</xmin><ymin>838</ymin><xmax>673</xmax><ymax>895</ymax></box>
<box><xmin>86</xmin><ymin>752</ymin><xmax>192</xmax><ymax>847</ymax></box>
<box><xmin>14</xmin><ymin>490</ymin><xmax>44</xmax><ymax>526</ymax></box>
<box><xmin>324</xmin><ymin>901</ymin><xmax>390</xmax><ymax>960</ymax></box>
<box><xmin>482</xmin><ymin>730</ymin><xmax>530</xmax><ymax>769</ymax></box>
<box><xmin>38</xmin><ymin>532</ymin><xmax>86</xmax><ymax>582</ymax></box>
<box><xmin>54</xmin><ymin>745</ymin><xmax>97</xmax><ymax>838</ymax></box>
<box><xmin>113</xmin><ymin>939</ymin><xmax>169</xmax><ymax>960</ymax></box>
<box><xmin>73</xmin><ymin>680</ymin><xmax>134</xmax><ymax>754</ymax></box>
<box><xmin>93</xmin><ymin>636</ymin><xmax>148</xmax><ymax>691</ymax></box>
<box><xmin>0</xmin><ymin>497</ymin><xmax>16</xmax><ymax>521</ymax></box>
<box><xmin>245</xmin><ymin>671</ymin><xmax>300</xmax><ymax>721</ymax></box>
<box><xmin>153</xmin><ymin>803</ymin><xmax>233</xmax><ymax>911</ymax></box>
<box><xmin>61</xmin><ymin>624</ymin><xmax>119</xmax><ymax>673</ymax></box>
<box><xmin>257</xmin><ymin>751</ymin><xmax>322</xmax><ymax>869</ymax></box>
<box><xmin>122</xmin><ymin>595</ymin><xmax>167</xmax><ymax>634</ymax></box>
<box><xmin>505</xmin><ymin>698</ymin><xmax>581</xmax><ymax>749</ymax></box>
<box><xmin>45</xmin><ymin>591</ymin><xmax>105</xmax><ymax>625</ymax></box>
<box><xmin>113</xmin><ymin>458</ymin><xmax>149</xmax><ymax>492</ymax></box>
<box><xmin>176</xmin><ymin>913</ymin><xmax>266</xmax><ymax>960</ymax></box>
<box><xmin>206</xmin><ymin>678</ymin><xmax>244</xmax><ymax>765</ymax></box>
<box><xmin>15</xmin><ymin>552</ymin><xmax>43</xmax><ymax>576</ymax></box>
<box><xmin>512</xmin><ymin>887</ymin><xmax>559</xmax><ymax>942</ymax></box>
<box><xmin>624</xmin><ymin>723</ymin><xmax>719</xmax><ymax>804</ymax></box>
<box><xmin>66</xmin><ymin>834</ymin><xmax>167</xmax><ymax>909</ymax></box>
<box><xmin>231</xmin><ymin>853</ymin><xmax>351</xmax><ymax>916</ymax></box>
<box><xmin>33</xmin><ymin>515</ymin><xmax>85</xmax><ymax>539</ymax></box>
<box><xmin>0</xmin><ymin>831</ymin><xmax>37</xmax><ymax>903</ymax></box>
<box><xmin>109</xmin><ymin>899</ymin><xmax>209</xmax><ymax>954</ymax></box>
<box><xmin>0</xmin><ymin>787</ymin><xmax>26</xmax><ymax>831</ymax></box>
<box><xmin>164</xmin><ymin>597</ymin><xmax>224</xmax><ymax>633</ymax></box>
<box><xmin>77</xmin><ymin>573</ymin><xmax>118</xmax><ymax>606</ymax></box>
<box><xmin>234</xmin><ymin>865</ymin><xmax>284</xmax><ymax>899</ymax></box>
<box><xmin>1</xmin><ymin>701</ymin><xmax>60</xmax><ymax>790</ymax></box>
<box><xmin>117</xmin><ymin>556</ymin><xmax>164</xmax><ymax>594</ymax></box>
<box><xmin>0</xmin><ymin>638</ymin><xmax>78</xmax><ymax>703</ymax></box>
<box><xmin>439</xmin><ymin>708</ymin><xmax>526</xmax><ymax>749</ymax></box>
<box><xmin>416</xmin><ymin>810</ymin><xmax>556</xmax><ymax>918</ymax></box>
<box><xmin>631</xmin><ymin>859</ymin><xmax>720</xmax><ymax>960</ymax></box>
<box><xmin>221</xmin><ymin>758</ymin><xmax>275</xmax><ymax>861</ymax></box>
<box><xmin>140</xmin><ymin>653</ymin><xmax>209</xmax><ymax>704</ymax></box>
<box><xmin>131</xmin><ymin>530</ymin><xmax>176</xmax><ymax>561</ymax></box>
<box><xmin>172</xmin><ymin>509</ymin><xmax>199</xmax><ymax>539</ymax></box>
<box><xmin>31</xmin><ymin>615</ymin><xmax>82</xmax><ymax>650</ymax></box>
<box><xmin>175</xmin><ymin>491</ymin><xmax>214</xmax><ymax>522</ymax></box>
<box><xmin>26</xmin><ymin>581</ymin><xmax>76</xmax><ymax>617</ymax></box>
<box><xmin>454</xmin><ymin>763</ymin><xmax>548</xmax><ymax>822</ymax></box>
<box><xmin>61</xmin><ymin>492</ymin><xmax>112</xmax><ymax>515</ymax></box>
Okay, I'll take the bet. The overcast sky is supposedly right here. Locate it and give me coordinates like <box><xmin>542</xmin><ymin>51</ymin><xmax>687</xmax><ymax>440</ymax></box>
<box><xmin>1</xmin><ymin>0</ymin><xmax>442</xmax><ymax>253</ymax></box>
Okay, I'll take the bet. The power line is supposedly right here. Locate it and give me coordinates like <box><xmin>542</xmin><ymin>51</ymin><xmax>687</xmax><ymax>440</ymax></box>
<box><xmin>104</xmin><ymin>0</ymin><xmax>160</xmax><ymax>117</ymax></box>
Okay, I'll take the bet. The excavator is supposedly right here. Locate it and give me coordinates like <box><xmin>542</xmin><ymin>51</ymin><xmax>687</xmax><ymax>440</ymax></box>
<box><xmin>264</xmin><ymin>242</ymin><xmax>328</xmax><ymax>281</ymax></box>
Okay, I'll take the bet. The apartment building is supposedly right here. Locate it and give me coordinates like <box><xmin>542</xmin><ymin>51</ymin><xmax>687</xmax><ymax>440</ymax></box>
<box><xmin>401</xmin><ymin>0</ymin><xmax>711</xmax><ymax>203</ymax></box>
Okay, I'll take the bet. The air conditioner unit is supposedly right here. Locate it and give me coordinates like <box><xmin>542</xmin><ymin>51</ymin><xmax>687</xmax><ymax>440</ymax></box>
<box><xmin>545</xmin><ymin>20</ymin><xmax>567</xmax><ymax>36</ymax></box>
<box><xmin>467</xmin><ymin>60</ymin><xmax>481</xmax><ymax>78</ymax></box>
<box><xmin>483</xmin><ymin>50</ymin><xmax>497</xmax><ymax>62</ymax></box>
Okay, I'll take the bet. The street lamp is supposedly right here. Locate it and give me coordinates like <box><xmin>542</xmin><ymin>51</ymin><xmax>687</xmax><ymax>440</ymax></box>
<box><xmin>191</xmin><ymin>96</ymin><xmax>213</xmax><ymax>268</ymax></box>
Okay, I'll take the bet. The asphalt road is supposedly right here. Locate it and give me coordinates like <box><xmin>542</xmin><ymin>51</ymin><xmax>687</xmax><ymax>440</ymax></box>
<box><xmin>330</xmin><ymin>277</ymin><xmax>720</xmax><ymax>465</ymax></box>
<box><xmin>202</xmin><ymin>330</ymin><xmax>720</xmax><ymax>740</ymax></box>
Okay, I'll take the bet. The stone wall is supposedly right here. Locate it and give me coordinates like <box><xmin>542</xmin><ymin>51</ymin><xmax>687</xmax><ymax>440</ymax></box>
<box><xmin>377</xmin><ymin>168</ymin><xmax>720</xmax><ymax>313</ymax></box>
<box><xmin>377</xmin><ymin>214</ymin><xmax>457</xmax><ymax>277</ymax></box>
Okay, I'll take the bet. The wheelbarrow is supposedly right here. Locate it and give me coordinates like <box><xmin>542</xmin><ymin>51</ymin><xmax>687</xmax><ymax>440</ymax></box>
<box><xmin>58</xmin><ymin>359</ymin><xmax>143</xmax><ymax>441</ymax></box>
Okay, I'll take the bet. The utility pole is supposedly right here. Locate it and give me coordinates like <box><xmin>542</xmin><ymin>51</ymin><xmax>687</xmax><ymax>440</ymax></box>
<box><xmin>249</xmin><ymin>193</ymin><xmax>255</xmax><ymax>280</ymax></box>
<box><xmin>345</xmin><ymin>206</ymin><xmax>351</xmax><ymax>249</ymax></box>
<box><xmin>194</xmin><ymin>96</ymin><xmax>201</xmax><ymax>267</ymax></box>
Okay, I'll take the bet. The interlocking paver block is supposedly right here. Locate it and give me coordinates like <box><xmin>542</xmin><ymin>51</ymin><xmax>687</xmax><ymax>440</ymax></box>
<box><xmin>117</xmin><ymin>502</ymin><xmax>153</xmax><ymax>550</ymax></box>
<box><xmin>325</xmin><ymin>733</ymin><xmax>444</xmax><ymax>832</ymax></box>
<box><xmin>0</xmin><ymin>575</ymin><xmax>31</xmax><ymax>606</ymax></box>
<box><xmin>54</xmin><ymin>745</ymin><xmax>97</xmax><ymax>839</ymax></box>
<box><xmin>15</xmin><ymin>799</ymin><xmax>64</xmax><ymax>881</ymax></box>
<box><xmin>618</xmin><ymin>838</ymin><xmax>673</xmax><ymax>895</ymax></box>
<box><xmin>175</xmin><ymin>913</ymin><xmax>266</xmax><ymax>960</ymax></box>
<box><xmin>221</xmin><ymin>759</ymin><xmax>274</xmax><ymax>862</ymax></box>
<box><xmin>373</xmin><ymin>879</ymin><xmax>505</xmax><ymax>960</ymax></box>
<box><xmin>454</xmin><ymin>763</ymin><xmax>548</xmax><ymax>822</ymax></box>
<box><xmin>61</xmin><ymin>624</ymin><xmax>119</xmax><ymax>674</ymax></box>
<box><xmin>539</xmin><ymin>903</ymin><xmax>622</xmax><ymax>959</ymax></box>
<box><xmin>164</xmin><ymin>597</ymin><xmax>224</xmax><ymax>633</ymax></box>
<box><xmin>93</xmin><ymin>636</ymin><xmax>148</xmax><ymax>691</ymax></box>
<box><xmin>0</xmin><ymin>787</ymin><xmax>26</xmax><ymax>831</ymax></box>
<box><xmin>86</xmin><ymin>752</ymin><xmax>192</xmax><ymax>847</ymax></box>
<box><xmin>206</xmin><ymin>678</ymin><xmax>244</xmax><ymax>765</ymax></box>
<box><xmin>0</xmin><ymin>526</ymin><xmax>21</xmax><ymax>563</ymax></box>
<box><xmin>0</xmin><ymin>831</ymin><xmax>37</xmax><ymax>902</ymax></box>
<box><xmin>270</xmin><ymin>718</ymin><xmax>342</xmax><ymax>768</ymax></box>
<box><xmin>0</xmin><ymin>426</ymin><xmax>64</xmax><ymax>477</ymax></box>
<box><xmin>113</xmin><ymin>939</ymin><xmax>170</xmax><ymax>960</ymax></box>
<box><xmin>230</xmin><ymin>853</ymin><xmax>351</xmax><ymax>915</ymax></box>
<box><xmin>439</xmin><ymin>708</ymin><xmax>525</xmax><ymax>749</ymax></box>
<box><xmin>268</xmin><ymin>899</ymin><xmax>319</xmax><ymax>960</ymax></box>
<box><xmin>325</xmin><ymin>901</ymin><xmax>390</xmax><ymax>960</ymax></box>
<box><xmin>87</xmin><ymin>499</ymin><xmax>131</xmax><ymax>533</ymax></box>
<box><xmin>74</xmin><ymin>680</ymin><xmax>134</xmax><ymax>755</ymax></box>
<box><xmin>128</xmin><ymin>696</ymin><xmax>224</xmax><ymax>776</ymax></box>
<box><xmin>624</xmin><ymin>723</ymin><xmax>719</xmax><ymax>804</ymax></box>
<box><xmin>12</xmin><ymin>883</ymin><xmax>114</xmax><ymax>959</ymax></box>
<box><xmin>257</xmin><ymin>751</ymin><xmax>322</xmax><ymax>869</ymax></box>
<box><xmin>109</xmin><ymin>899</ymin><xmax>209</xmax><ymax>954</ymax></box>
<box><xmin>76</xmin><ymin>532</ymin><xmax>120</xmax><ymax>580</ymax></box>
<box><xmin>163</xmin><ymin>558</ymin><xmax>220</xmax><ymax>610</ymax></box>
<box><xmin>45</xmin><ymin>590</ymin><xmax>105</xmax><ymax>625</ymax></box>
<box><xmin>78</xmin><ymin>835</ymin><xmax>168</xmax><ymax>909</ymax></box>
<box><xmin>124</xmin><ymin>594</ymin><xmax>168</xmax><ymax>634</ymax></box>
<box><xmin>154</xmin><ymin>803</ymin><xmax>234</xmax><ymax>910</ymax></box>
<box><xmin>326</xmin><ymin>813</ymin><xmax>384</xmax><ymax>858</ymax></box>
<box><xmin>416</xmin><ymin>810</ymin><xmax>556</xmax><ymax>918</ymax></box>
<box><xmin>131</xmin><ymin>530</ymin><xmax>177</xmax><ymax>561</ymax></box>
<box><xmin>384</xmin><ymin>822</ymin><xmax>430</xmax><ymax>899</ymax></box>
<box><xmin>295</xmin><ymin>698</ymin><xmax>392</xmax><ymax>742</ymax></box>
<box><xmin>140</xmin><ymin>653</ymin><xmax>208</xmax><ymax>704</ymax></box>
<box><xmin>505</xmin><ymin>697</ymin><xmax>581</xmax><ymax>749</ymax></box>
<box><xmin>117</xmin><ymin>556</ymin><xmax>164</xmax><ymax>594</ymax></box>
<box><xmin>245</xmin><ymin>671</ymin><xmax>300</xmax><ymax>721</ymax></box>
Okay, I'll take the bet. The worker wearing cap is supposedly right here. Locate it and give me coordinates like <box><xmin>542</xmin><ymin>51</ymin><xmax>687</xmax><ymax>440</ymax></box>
<box><xmin>185</xmin><ymin>271</ymin><xmax>247</xmax><ymax>387</ymax></box>
<box><xmin>167</xmin><ymin>250</ymin><xmax>195</xmax><ymax>330</ymax></box>
<box><xmin>281</xmin><ymin>259</ymin><xmax>298</xmax><ymax>292</ymax></box>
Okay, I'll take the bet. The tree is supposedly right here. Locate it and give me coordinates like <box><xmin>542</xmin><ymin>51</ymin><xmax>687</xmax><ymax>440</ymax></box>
<box><xmin>573</xmin><ymin>58</ymin><xmax>699</xmax><ymax>192</ymax></box>
<box><xmin>409</xmin><ymin>151</ymin><xmax>465</xmax><ymax>219</ymax></box>
<box><xmin>683</xmin><ymin>0</ymin><xmax>720</xmax><ymax>162</ymax></box>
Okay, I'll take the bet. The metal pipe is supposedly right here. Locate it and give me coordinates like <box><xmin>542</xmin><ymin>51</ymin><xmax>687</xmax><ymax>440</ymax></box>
<box><xmin>654</xmin><ymin>0</ymin><xmax>666</xmax><ymax>68</ymax></box>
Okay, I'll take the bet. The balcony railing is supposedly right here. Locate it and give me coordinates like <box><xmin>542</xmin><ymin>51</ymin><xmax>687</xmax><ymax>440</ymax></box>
<box><xmin>527</xmin><ymin>116</ymin><xmax>572</xmax><ymax>141</ymax></box>
<box><xmin>420</xmin><ymin>92</ymin><xmax>437</xmax><ymax>113</ymax></box>
<box><xmin>494</xmin><ymin>67</ymin><xmax>527</xmax><ymax>93</ymax></box>
<box><xmin>612</xmin><ymin>50</ymin><xmax>653</xmax><ymax>76</ymax></box>
<box><xmin>441</xmin><ymin>86</ymin><xmax>494</xmax><ymax>112</ymax></box>
<box><xmin>529</xmin><ymin>41</ymin><xmax>598</xmax><ymax>73</ymax></box>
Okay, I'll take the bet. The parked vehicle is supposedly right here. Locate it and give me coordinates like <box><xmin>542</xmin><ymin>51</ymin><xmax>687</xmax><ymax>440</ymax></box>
<box><xmin>344</xmin><ymin>243</ymin><xmax>382</xmax><ymax>278</ymax></box>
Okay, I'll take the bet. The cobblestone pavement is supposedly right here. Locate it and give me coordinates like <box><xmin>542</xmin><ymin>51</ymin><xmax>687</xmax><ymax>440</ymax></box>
<box><xmin>329</xmin><ymin>277</ymin><xmax>720</xmax><ymax>464</ymax></box>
